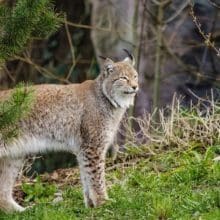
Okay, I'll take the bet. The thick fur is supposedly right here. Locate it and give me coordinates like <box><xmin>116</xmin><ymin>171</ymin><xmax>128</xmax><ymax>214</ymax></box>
<box><xmin>0</xmin><ymin>57</ymin><xmax>138</xmax><ymax>212</ymax></box>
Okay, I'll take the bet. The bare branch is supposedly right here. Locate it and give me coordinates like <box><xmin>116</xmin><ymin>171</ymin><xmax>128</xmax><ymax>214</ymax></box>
<box><xmin>14</xmin><ymin>55</ymin><xmax>70</xmax><ymax>84</ymax></box>
<box><xmin>165</xmin><ymin>1</ymin><xmax>190</xmax><ymax>24</ymax></box>
<box><xmin>190</xmin><ymin>2</ymin><xmax>220</xmax><ymax>57</ymax></box>
<box><xmin>64</xmin><ymin>16</ymin><xmax>76</xmax><ymax>80</ymax></box>
<box><xmin>208</xmin><ymin>0</ymin><xmax>220</xmax><ymax>9</ymax></box>
<box><xmin>58</xmin><ymin>18</ymin><xmax>111</xmax><ymax>33</ymax></box>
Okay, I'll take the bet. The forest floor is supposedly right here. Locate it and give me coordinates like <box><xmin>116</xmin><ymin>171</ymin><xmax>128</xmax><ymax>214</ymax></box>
<box><xmin>0</xmin><ymin>145</ymin><xmax>219</xmax><ymax>220</ymax></box>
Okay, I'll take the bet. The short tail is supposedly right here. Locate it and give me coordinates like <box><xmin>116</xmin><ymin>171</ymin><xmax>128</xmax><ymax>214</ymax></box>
<box><xmin>213</xmin><ymin>156</ymin><xmax>220</xmax><ymax>161</ymax></box>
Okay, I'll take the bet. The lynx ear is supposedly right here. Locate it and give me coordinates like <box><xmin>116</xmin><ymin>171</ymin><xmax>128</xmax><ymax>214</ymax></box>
<box><xmin>103</xmin><ymin>58</ymin><xmax>114</xmax><ymax>75</ymax></box>
<box><xmin>123</xmin><ymin>49</ymin><xmax>135</xmax><ymax>66</ymax></box>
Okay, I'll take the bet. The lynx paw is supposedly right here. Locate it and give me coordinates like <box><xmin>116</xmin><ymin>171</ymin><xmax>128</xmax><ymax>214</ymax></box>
<box><xmin>86</xmin><ymin>198</ymin><xmax>106</xmax><ymax>208</ymax></box>
<box><xmin>85</xmin><ymin>193</ymin><xmax>109</xmax><ymax>208</ymax></box>
<box><xmin>0</xmin><ymin>199</ymin><xmax>26</xmax><ymax>213</ymax></box>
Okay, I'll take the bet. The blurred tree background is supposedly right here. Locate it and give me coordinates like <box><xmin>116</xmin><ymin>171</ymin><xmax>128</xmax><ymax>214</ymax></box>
<box><xmin>0</xmin><ymin>0</ymin><xmax>220</xmax><ymax>174</ymax></box>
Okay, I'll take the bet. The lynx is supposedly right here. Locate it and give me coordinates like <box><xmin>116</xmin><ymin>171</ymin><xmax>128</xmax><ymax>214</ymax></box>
<box><xmin>0</xmin><ymin>52</ymin><xmax>138</xmax><ymax>212</ymax></box>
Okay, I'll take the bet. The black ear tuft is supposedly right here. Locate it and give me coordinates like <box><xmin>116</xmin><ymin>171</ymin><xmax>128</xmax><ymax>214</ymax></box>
<box><xmin>99</xmin><ymin>55</ymin><xmax>107</xmax><ymax>60</ymax></box>
<box><xmin>123</xmin><ymin>49</ymin><xmax>135</xmax><ymax>66</ymax></box>
<box><xmin>123</xmin><ymin>49</ymin><xmax>133</xmax><ymax>61</ymax></box>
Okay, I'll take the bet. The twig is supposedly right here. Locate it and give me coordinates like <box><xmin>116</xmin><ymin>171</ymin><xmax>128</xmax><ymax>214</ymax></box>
<box><xmin>2</xmin><ymin>65</ymin><xmax>15</xmax><ymax>82</ymax></box>
<box><xmin>208</xmin><ymin>0</ymin><xmax>220</xmax><ymax>9</ymax></box>
<box><xmin>190</xmin><ymin>2</ymin><xmax>220</xmax><ymax>57</ymax></box>
<box><xmin>151</xmin><ymin>0</ymin><xmax>171</xmax><ymax>7</ymax></box>
<box><xmin>64</xmin><ymin>16</ymin><xmax>76</xmax><ymax>80</ymax></box>
<box><xmin>199</xmin><ymin>9</ymin><xmax>218</xmax><ymax>72</ymax></box>
<box><xmin>58</xmin><ymin>17</ymin><xmax>111</xmax><ymax>33</ymax></box>
<box><xmin>165</xmin><ymin>1</ymin><xmax>190</xmax><ymax>24</ymax></box>
<box><xmin>142</xmin><ymin>0</ymin><xmax>157</xmax><ymax>22</ymax></box>
<box><xmin>153</xmin><ymin>0</ymin><xmax>164</xmax><ymax>111</ymax></box>
<box><xmin>14</xmin><ymin>55</ymin><xmax>70</xmax><ymax>84</ymax></box>
<box><xmin>137</xmin><ymin>0</ymin><xmax>147</xmax><ymax>73</ymax></box>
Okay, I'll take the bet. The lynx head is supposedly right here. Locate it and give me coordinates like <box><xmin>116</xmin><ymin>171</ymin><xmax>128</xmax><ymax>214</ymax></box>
<box><xmin>100</xmin><ymin>51</ymin><xmax>139</xmax><ymax>109</ymax></box>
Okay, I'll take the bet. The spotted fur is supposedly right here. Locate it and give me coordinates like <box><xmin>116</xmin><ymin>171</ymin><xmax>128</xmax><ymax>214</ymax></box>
<box><xmin>0</xmin><ymin>56</ymin><xmax>138</xmax><ymax>212</ymax></box>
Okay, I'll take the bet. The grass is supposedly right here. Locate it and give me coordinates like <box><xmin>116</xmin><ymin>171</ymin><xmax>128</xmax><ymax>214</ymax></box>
<box><xmin>1</xmin><ymin>98</ymin><xmax>220</xmax><ymax>219</ymax></box>
<box><xmin>0</xmin><ymin>145</ymin><xmax>219</xmax><ymax>220</ymax></box>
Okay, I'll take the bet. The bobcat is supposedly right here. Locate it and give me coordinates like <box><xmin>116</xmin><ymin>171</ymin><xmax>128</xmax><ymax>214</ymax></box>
<box><xmin>0</xmin><ymin>52</ymin><xmax>138</xmax><ymax>212</ymax></box>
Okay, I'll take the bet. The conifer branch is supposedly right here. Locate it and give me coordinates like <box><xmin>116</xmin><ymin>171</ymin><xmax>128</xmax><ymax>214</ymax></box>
<box><xmin>0</xmin><ymin>83</ymin><xmax>34</xmax><ymax>142</ymax></box>
<box><xmin>0</xmin><ymin>0</ymin><xmax>61</xmax><ymax>62</ymax></box>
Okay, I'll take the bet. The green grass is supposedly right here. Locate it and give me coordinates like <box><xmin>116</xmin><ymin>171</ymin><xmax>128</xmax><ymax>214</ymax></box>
<box><xmin>0</xmin><ymin>146</ymin><xmax>219</xmax><ymax>220</ymax></box>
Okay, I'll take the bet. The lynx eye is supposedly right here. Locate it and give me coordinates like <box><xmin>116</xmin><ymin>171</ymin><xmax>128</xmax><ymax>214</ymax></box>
<box><xmin>120</xmin><ymin>76</ymin><xmax>129</xmax><ymax>81</ymax></box>
<box><xmin>134</xmin><ymin>75</ymin><xmax>138</xmax><ymax>79</ymax></box>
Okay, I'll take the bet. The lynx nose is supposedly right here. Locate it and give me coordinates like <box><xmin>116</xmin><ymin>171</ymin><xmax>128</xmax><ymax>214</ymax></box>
<box><xmin>132</xmin><ymin>85</ymin><xmax>138</xmax><ymax>91</ymax></box>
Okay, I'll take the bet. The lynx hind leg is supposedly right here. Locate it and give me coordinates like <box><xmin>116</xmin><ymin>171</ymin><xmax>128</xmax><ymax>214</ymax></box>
<box><xmin>107</xmin><ymin>144</ymin><xmax>119</xmax><ymax>161</ymax></box>
<box><xmin>78</xmin><ymin>151</ymin><xmax>108</xmax><ymax>208</ymax></box>
<box><xmin>0</xmin><ymin>157</ymin><xmax>25</xmax><ymax>213</ymax></box>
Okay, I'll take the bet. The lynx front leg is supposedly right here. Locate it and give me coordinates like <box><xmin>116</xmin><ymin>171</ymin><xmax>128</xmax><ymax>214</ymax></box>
<box><xmin>0</xmin><ymin>157</ymin><xmax>25</xmax><ymax>213</ymax></box>
<box><xmin>77</xmin><ymin>150</ymin><xmax>108</xmax><ymax>207</ymax></box>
